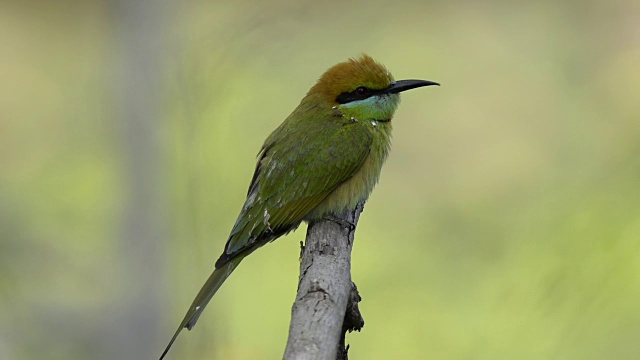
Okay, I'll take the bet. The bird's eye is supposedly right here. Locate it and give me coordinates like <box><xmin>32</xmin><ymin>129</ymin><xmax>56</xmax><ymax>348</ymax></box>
<box><xmin>335</xmin><ymin>86</ymin><xmax>374</xmax><ymax>104</ymax></box>
<box><xmin>355</xmin><ymin>86</ymin><xmax>368</xmax><ymax>95</ymax></box>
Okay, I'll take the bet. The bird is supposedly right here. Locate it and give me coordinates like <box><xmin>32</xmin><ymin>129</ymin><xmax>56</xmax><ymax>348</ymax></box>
<box><xmin>160</xmin><ymin>54</ymin><xmax>439</xmax><ymax>359</ymax></box>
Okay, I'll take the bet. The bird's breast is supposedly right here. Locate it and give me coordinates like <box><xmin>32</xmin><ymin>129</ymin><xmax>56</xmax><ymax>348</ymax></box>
<box><xmin>305</xmin><ymin>122</ymin><xmax>392</xmax><ymax>220</ymax></box>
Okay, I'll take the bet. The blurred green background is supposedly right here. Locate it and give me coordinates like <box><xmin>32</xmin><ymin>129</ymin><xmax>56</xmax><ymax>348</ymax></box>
<box><xmin>2</xmin><ymin>0</ymin><xmax>640</xmax><ymax>359</ymax></box>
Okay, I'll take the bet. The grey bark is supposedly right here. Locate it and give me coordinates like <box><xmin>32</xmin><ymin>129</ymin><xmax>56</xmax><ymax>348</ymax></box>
<box><xmin>283</xmin><ymin>203</ymin><xmax>366</xmax><ymax>360</ymax></box>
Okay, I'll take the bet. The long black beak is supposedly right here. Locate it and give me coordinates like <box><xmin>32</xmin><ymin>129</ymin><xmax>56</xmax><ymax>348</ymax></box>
<box><xmin>336</xmin><ymin>79</ymin><xmax>440</xmax><ymax>104</ymax></box>
<box><xmin>385</xmin><ymin>79</ymin><xmax>440</xmax><ymax>94</ymax></box>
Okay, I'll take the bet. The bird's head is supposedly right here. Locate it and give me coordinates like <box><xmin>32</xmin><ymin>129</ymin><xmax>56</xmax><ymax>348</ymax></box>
<box><xmin>306</xmin><ymin>54</ymin><xmax>439</xmax><ymax>122</ymax></box>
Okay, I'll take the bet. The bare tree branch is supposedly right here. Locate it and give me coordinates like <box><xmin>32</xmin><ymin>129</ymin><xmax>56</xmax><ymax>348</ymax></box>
<box><xmin>283</xmin><ymin>202</ymin><xmax>366</xmax><ymax>360</ymax></box>
<box><xmin>337</xmin><ymin>283</ymin><xmax>365</xmax><ymax>360</ymax></box>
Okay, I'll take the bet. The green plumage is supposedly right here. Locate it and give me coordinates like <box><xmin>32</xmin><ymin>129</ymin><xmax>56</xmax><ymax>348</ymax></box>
<box><xmin>225</xmin><ymin>98</ymin><xmax>379</xmax><ymax>258</ymax></box>
<box><xmin>160</xmin><ymin>55</ymin><xmax>438</xmax><ymax>359</ymax></box>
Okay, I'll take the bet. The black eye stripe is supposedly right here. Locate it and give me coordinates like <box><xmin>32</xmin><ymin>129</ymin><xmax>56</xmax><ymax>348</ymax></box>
<box><xmin>335</xmin><ymin>86</ymin><xmax>385</xmax><ymax>104</ymax></box>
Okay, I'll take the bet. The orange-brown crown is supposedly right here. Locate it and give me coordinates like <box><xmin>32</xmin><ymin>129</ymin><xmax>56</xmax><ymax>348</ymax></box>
<box><xmin>307</xmin><ymin>54</ymin><xmax>394</xmax><ymax>104</ymax></box>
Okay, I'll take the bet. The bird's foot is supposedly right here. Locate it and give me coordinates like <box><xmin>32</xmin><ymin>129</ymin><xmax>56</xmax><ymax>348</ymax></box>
<box><xmin>323</xmin><ymin>214</ymin><xmax>356</xmax><ymax>231</ymax></box>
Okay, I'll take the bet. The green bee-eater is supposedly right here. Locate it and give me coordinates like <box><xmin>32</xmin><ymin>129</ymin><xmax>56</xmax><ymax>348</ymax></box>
<box><xmin>160</xmin><ymin>54</ymin><xmax>438</xmax><ymax>359</ymax></box>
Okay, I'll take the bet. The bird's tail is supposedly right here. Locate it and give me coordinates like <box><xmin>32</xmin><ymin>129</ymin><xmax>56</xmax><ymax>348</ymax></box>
<box><xmin>159</xmin><ymin>256</ymin><xmax>244</xmax><ymax>360</ymax></box>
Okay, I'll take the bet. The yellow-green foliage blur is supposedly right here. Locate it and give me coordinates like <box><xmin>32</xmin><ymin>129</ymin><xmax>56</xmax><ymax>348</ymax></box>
<box><xmin>1</xmin><ymin>0</ymin><xmax>639</xmax><ymax>359</ymax></box>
